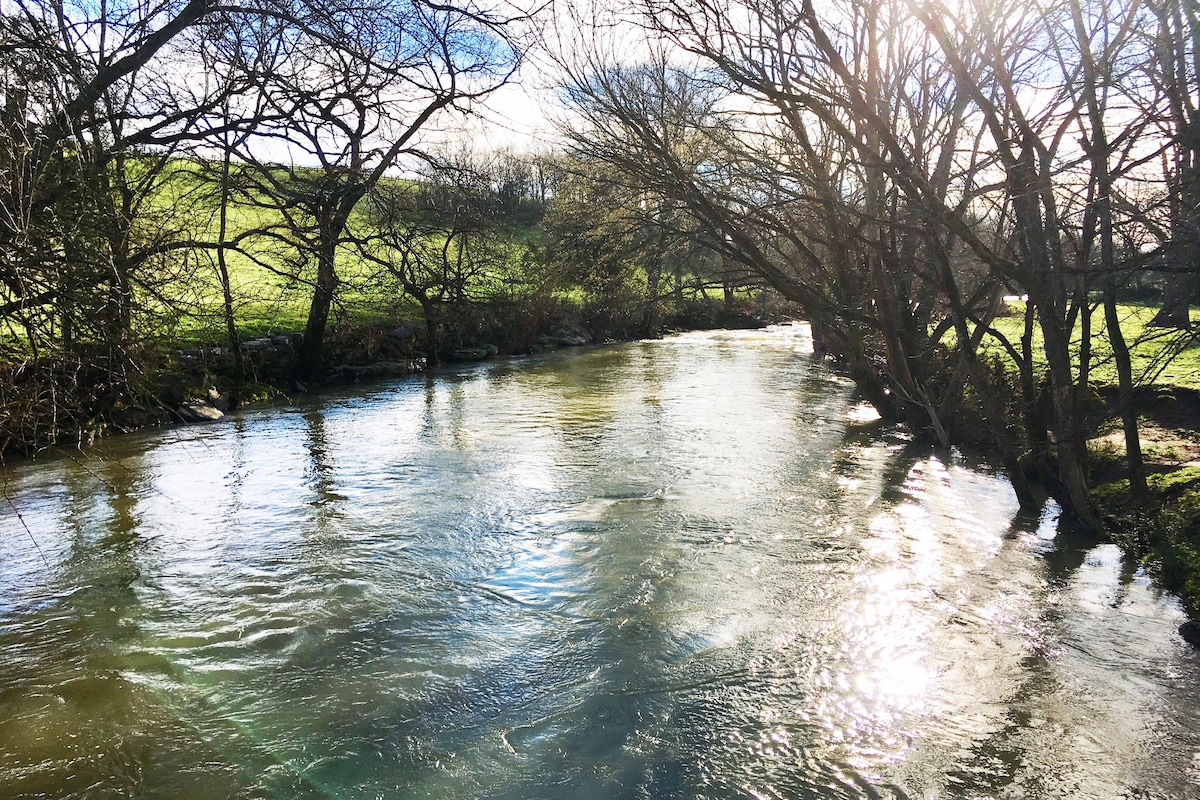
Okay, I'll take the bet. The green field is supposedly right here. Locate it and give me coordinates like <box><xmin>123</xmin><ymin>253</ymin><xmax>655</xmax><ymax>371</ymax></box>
<box><xmin>133</xmin><ymin>166</ymin><xmax>473</xmax><ymax>345</ymax></box>
<box><xmin>981</xmin><ymin>300</ymin><xmax>1200</xmax><ymax>390</ymax></box>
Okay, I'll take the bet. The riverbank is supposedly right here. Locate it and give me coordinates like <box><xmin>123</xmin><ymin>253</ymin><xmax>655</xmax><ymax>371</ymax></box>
<box><xmin>1086</xmin><ymin>386</ymin><xmax>1200</xmax><ymax>621</ymax></box>
<box><xmin>0</xmin><ymin>295</ymin><xmax>786</xmax><ymax>460</ymax></box>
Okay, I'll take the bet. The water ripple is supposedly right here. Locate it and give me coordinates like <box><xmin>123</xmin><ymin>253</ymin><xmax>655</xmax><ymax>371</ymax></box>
<box><xmin>1</xmin><ymin>326</ymin><xmax>1199</xmax><ymax>798</ymax></box>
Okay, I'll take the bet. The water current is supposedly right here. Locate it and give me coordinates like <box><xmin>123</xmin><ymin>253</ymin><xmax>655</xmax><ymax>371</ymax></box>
<box><xmin>1</xmin><ymin>324</ymin><xmax>1199</xmax><ymax>799</ymax></box>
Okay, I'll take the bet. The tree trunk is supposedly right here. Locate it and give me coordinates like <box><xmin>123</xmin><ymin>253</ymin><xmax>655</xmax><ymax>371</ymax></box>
<box><xmin>933</xmin><ymin>236</ymin><xmax>1042</xmax><ymax>509</ymax></box>
<box><xmin>1105</xmin><ymin>278</ymin><xmax>1147</xmax><ymax>500</ymax></box>
<box><xmin>1069</xmin><ymin>0</ymin><xmax>1146</xmax><ymax>503</ymax></box>
<box><xmin>295</xmin><ymin>238</ymin><xmax>339</xmax><ymax>387</ymax></box>
<box><xmin>217</xmin><ymin>142</ymin><xmax>243</xmax><ymax>376</ymax></box>
<box><xmin>1151</xmin><ymin>272</ymin><xmax>1196</xmax><ymax>328</ymax></box>
<box><xmin>1150</xmin><ymin>0</ymin><xmax>1200</xmax><ymax>329</ymax></box>
<box><xmin>644</xmin><ymin>227</ymin><xmax>663</xmax><ymax>334</ymax></box>
<box><xmin>1039</xmin><ymin>310</ymin><xmax>1103</xmax><ymax>530</ymax></box>
<box><xmin>423</xmin><ymin>299</ymin><xmax>440</xmax><ymax>368</ymax></box>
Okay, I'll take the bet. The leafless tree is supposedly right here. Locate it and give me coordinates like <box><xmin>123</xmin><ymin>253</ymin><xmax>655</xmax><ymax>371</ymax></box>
<box><xmin>361</xmin><ymin>155</ymin><xmax>515</xmax><ymax>364</ymax></box>
<box><xmin>209</xmin><ymin>0</ymin><xmax>525</xmax><ymax>386</ymax></box>
<box><xmin>589</xmin><ymin>0</ymin><xmax>1172</xmax><ymax>523</ymax></box>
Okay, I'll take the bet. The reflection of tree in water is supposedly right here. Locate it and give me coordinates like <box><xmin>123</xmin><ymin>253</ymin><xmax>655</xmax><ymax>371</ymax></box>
<box><xmin>220</xmin><ymin>417</ymin><xmax>251</xmax><ymax>523</ymax></box>
<box><xmin>813</xmin><ymin>428</ymin><xmax>1052</xmax><ymax>798</ymax></box>
<box><xmin>61</xmin><ymin>451</ymin><xmax>150</xmax><ymax>643</ymax></box>
<box><xmin>1037</xmin><ymin>517</ymin><xmax>1094</xmax><ymax>590</ymax></box>
<box><xmin>480</xmin><ymin>361</ymin><xmax>859</xmax><ymax>799</ymax></box>
<box><xmin>470</xmin><ymin>503</ymin><xmax>699</xmax><ymax>800</ymax></box>
<box><xmin>0</xmin><ymin>452</ymin><xmax>251</xmax><ymax>797</ymax></box>
<box><xmin>836</xmin><ymin>431</ymin><xmax>1182</xmax><ymax>799</ymax></box>
<box><xmin>303</xmin><ymin>410</ymin><xmax>347</xmax><ymax>537</ymax></box>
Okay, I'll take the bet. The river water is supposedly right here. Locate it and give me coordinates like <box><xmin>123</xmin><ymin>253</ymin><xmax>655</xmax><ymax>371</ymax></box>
<box><xmin>1</xmin><ymin>325</ymin><xmax>1198</xmax><ymax>799</ymax></box>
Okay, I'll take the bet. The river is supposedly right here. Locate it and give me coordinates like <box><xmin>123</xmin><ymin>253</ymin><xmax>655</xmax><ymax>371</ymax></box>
<box><xmin>1</xmin><ymin>324</ymin><xmax>1198</xmax><ymax>799</ymax></box>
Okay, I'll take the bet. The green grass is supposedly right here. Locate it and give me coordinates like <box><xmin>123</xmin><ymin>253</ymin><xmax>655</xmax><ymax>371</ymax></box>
<box><xmin>138</xmin><ymin>165</ymin><xmax>559</xmax><ymax>348</ymax></box>
<box><xmin>1095</xmin><ymin>468</ymin><xmax>1200</xmax><ymax>615</ymax></box>
<box><xmin>980</xmin><ymin>301</ymin><xmax>1200</xmax><ymax>390</ymax></box>
<box><xmin>127</xmin><ymin>163</ymin><xmax>433</xmax><ymax>345</ymax></box>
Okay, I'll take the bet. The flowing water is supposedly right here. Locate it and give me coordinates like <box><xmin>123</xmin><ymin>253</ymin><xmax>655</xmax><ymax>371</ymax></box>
<box><xmin>2</xmin><ymin>325</ymin><xmax>1199</xmax><ymax>799</ymax></box>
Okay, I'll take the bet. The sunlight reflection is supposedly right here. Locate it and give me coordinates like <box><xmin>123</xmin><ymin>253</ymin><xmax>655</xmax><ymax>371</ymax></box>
<box><xmin>847</xmin><ymin>403</ymin><xmax>882</xmax><ymax>424</ymax></box>
<box><xmin>802</xmin><ymin>455</ymin><xmax>1003</xmax><ymax>780</ymax></box>
<box><xmin>3</xmin><ymin>331</ymin><xmax>1199</xmax><ymax>799</ymax></box>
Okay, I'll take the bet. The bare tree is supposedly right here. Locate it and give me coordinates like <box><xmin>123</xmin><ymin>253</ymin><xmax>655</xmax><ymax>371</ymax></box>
<box><xmin>615</xmin><ymin>0</ymin><xmax>1170</xmax><ymax>523</ymax></box>
<box><xmin>0</xmin><ymin>0</ymin><xmax>249</xmax><ymax>448</ymax></box>
<box><xmin>212</xmin><ymin>0</ymin><xmax>524</xmax><ymax>386</ymax></box>
<box><xmin>362</xmin><ymin>156</ymin><xmax>510</xmax><ymax>364</ymax></box>
<box><xmin>1147</xmin><ymin>0</ymin><xmax>1200</xmax><ymax>328</ymax></box>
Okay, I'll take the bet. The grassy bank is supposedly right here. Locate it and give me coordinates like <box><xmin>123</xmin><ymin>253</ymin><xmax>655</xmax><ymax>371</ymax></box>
<box><xmin>985</xmin><ymin>300</ymin><xmax>1200</xmax><ymax>387</ymax></box>
<box><xmin>0</xmin><ymin>289</ymin><xmax>786</xmax><ymax>459</ymax></box>
<box><xmin>978</xmin><ymin>301</ymin><xmax>1200</xmax><ymax>617</ymax></box>
<box><xmin>1085</xmin><ymin>387</ymin><xmax>1200</xmax><ymax>616</ymax></box>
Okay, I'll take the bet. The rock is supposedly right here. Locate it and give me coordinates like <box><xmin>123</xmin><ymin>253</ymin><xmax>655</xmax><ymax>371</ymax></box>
<box><xmin>177</xmin><ymin>403</ymin><xmax>226</xmax><ymax>423</ymax></box>
<box><xmin>447</xmin><ymin>347</ymin><xmax>490</xmax><ymax>362</ymax></box>
<box><xmin>551</xmin><ymin>327</ymin><xmax>591</xmax><ymax>347</ymax></box>
<box><xmin>370</xmin><ymin>361</ymin><xmax>414</xmax><ymax>376</ymax></box>
<box><xmin>390</xmin><ymin>322</ymin><xmax>421</xmax><ymax>340</ymax></box>
<box><xmin>482</xmin><ymin>343</ymin><xmax>499</xmax><ymax>357</ymax></box>
<box><xmin>1180</xmin><ymin>620</ymin><xmax>1200</xmax><ymax>648</ymax></box>
<box><xmin>242</xmin><ymin>338</ymin><xmax>272</xmax><ymax>352</ymax></box>
<box><xmin>270</xmin><ymin>335</ymin><xmax>293</xmax><ymax>347</ymax></box>
<box><xmin>333</xmin><ymin>365</ymin><xmax>371</xmax><ymax>381</ymax></box>
<box><xmin>206</xmin><ymin>387</ymin><xmax>230</xmax><ymax>412</ymax></box>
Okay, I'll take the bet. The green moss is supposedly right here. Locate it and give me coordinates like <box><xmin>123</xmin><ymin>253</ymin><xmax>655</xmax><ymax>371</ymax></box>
<box><xmin>1086</xmin><ymin>438</ymin><xmax>1125</xmax><ymax>478</ymax></box>
<box><xmin>234</xmin><ymin>382</ymin><xmax>285</xmax><ymax>406</ymax></box>
<box><xmin>1147</xmin><ymin>466</ymin><xmax>1200</xmax><ymax>496</ymax></box>
<box><xmin>1153</xmin><ymin>534</ymin><xmax>1200</xmax><ymax>614</ymax></box>
<box><xmin>1091</xmin><ymin>470</ymin><xmax>1200</xmax><ymax>614</ymax></box>
<box><xmin>1126</xmin><ymin>483</ymin><xmax>1200</xmax><ymax>615</ymax></box>
<box><xmin>1177</xmin><ymin>489</ymin><xmax>1200</xmax><ymax>517</ymax></box>
<box><xmin>1092</xmin><ymin>479</ymin><xmax>1131</xmax><ymax>504</ymax></box>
